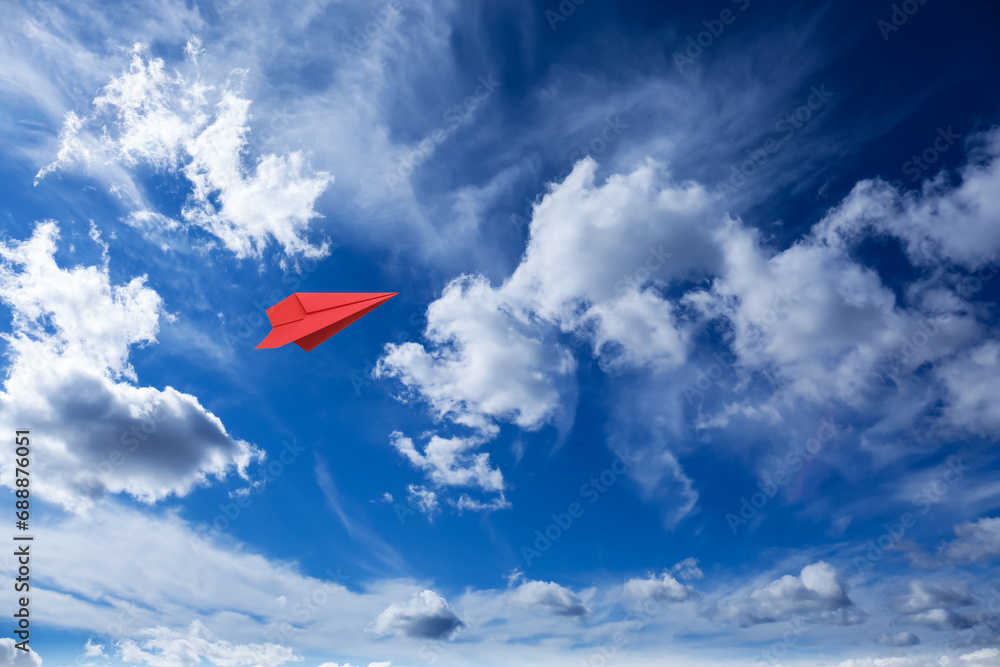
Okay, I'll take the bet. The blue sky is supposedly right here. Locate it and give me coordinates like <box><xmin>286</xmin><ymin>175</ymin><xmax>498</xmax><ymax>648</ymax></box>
<box><xmin>2</xmin><ymin>0</ymin><xmax>1000</xmax><ymax>665</ymax></box>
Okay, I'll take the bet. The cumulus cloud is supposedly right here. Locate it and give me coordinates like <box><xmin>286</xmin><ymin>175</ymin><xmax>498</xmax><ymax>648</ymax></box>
<box><xmin>941</xmin><ymin>517</ymin><xmax>1000</xmax><ymax>562</ymax></box>
<box><xmin>36</xmin><ymin>42</ymin><xmax>332</xmax><ymax>262</ymax></box>
<box><xmin>379</xmin><ymin>159</ymin><xmax>718</xmax><ymax>421</ymax></box>
<box><xmin>671</xmin><ymin>557</ymin><xmax>704</xmax><ymax>580</ymax></box>
<box><xmin>0</xmin><ymin>639</ymin><xmax>43</xmax><ymax>666</ymax></box>
<box><xmin>377</xmin><ymin>275</ymin><xmax>577</xmax><ymax>434</ymax></box>
<box><xmin>935</xmin><ymin>342</ymin><xmax>1000</xmax><ymax>437</ymax></box>
<box><xmin>375</xmin><ymin>158</ymin><xmax>720</xmax><ymax>511</ymax></box>
<box><xmin>763</xmin><ymin>137</ymin><xmax>1000</xmax><ymax>428</ymax></box>
<box><xmin>372</xmin><ymin>590</ymin><xmax>464</xmax><ymax>640</ymax></box>
<box><xmin>507</xmin><ymin>574</ymin><xmax>588</xmax><ymax>617</ymax></box>
<box><xmin>696</xmin><ymin>218</ymin><xmax>913</xmax><ymax>407</ymax></box>
<box><xmin>623</xmin><ymin>567</ymin><xmax>699</xmax><ymax>603</ymax></box>
<box><xmin>378</xmin><ymin>128</ymin><xmax>1000</xmax><ymax>510</ymax></box>
<box><xmin>375</xmin><ymin>130</ymin><xmax>1000</xmax><ymax>520</ymax></box>
<box><xmin>501</xmin><ymin>159</ymin><xmax>714</xmax><ymax>366</ymax></box>
<box><xmin>390</xmin><ymin>431</ymin><xmax>504</xmax><ymax>493</ymax></box>
<box><xmin>117</xmin><ymin>620</ymin><xmax>300</xmax><ymax>667</ymax></box>
<box><xmin>852</xmin><ymin>128</ymin><xmax>1000</xmax><ymax>270</ymax></box>
<box><xmin>376</xmin><ymin>275</ymin><xmax>576</xmax><ymax>508</ymax></box>
<box><xmin>715</xmin><ymin>561</ymin><xmax>863</xmax><ymax>627</ymax></box>
<box><xmin>83</xmin><ymin>639</ymin><xmax>107</xmax><ymax>658</ymax></box>
<box><xmin>0</xmin><ymin>222</ymin><xmax>259</xmax><ymax>512</ymax></box>
<box><xmin>318</xmin><ymin>663</ymin><xmax>391</xmax><ymax>667</ymax></box>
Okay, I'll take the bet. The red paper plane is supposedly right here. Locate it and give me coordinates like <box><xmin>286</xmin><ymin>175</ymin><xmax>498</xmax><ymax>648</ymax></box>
<box><xmin>256</xmin><ymin>292</ymin><xmax>398</xmax><ymax>351</ymax></box>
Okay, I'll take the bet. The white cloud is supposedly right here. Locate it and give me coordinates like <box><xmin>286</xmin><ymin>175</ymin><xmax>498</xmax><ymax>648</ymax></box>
<box><xmin>7</xmin><ymin>495</ymin><xmax>986</xmax><ymax>667</ymax></box>
<box><xmin>613</xmin><ymin>439</ymin><xmax>699</xmax><ymax>528</ymax></box>
<box><xmin>903</xmin><ymin>608</ymin><xmax>975</xmax><ymax>631</ymax></box>
<box><xmin>376</xmin><ymin>273</ymin><xmax>577</xmax><ymax>508</ymax></box>
<box><xmin>838</xmin><ymin>657</ymin><xmax>947</xmax><ymax>667</ymax></box>
<box><xmin>390</xmin><ymin>431</ymin><xmax>504</xmax><ymax>493</ymax></box>
<box><xmin>374</xmin><ymin>132</ymin><xmax>1000</xmax><ymax>518</ymax></box>
<box><xmin>838</xmin><ymin>648</ymin><xmax>1000</xmax><ymax>667</ymax></box>
<box><xmin>36</xmin><ymin>43</ymin><xmax>333</xmax><ymax>262</ymax></box>
<box><xmin>83</xmin><ymin>639</ymin><xmax>107</xmax><ymax>658</ymax></box>
<box><xmin>693</xmin><ymin>210</ymin><xmax>937</xmax><ymax>411</ymax></box>
<box><xmin>180</xmin><ymin>90</ymin><xmax>333</xmax><ymax>262</ymax></box>
<box><xmin>117</xmin><ymin>620</ymin><xmax>301</xmax><ymax>667</ymax></box>
<box><xmin>890</xmin><ymin>580</ymin><xmax>973</xmax><ymax>615</ymax></box>
<box><xmin>11</xmin><ymin>502</ymin><xmax>364</xmax><ymax>652</ymax></box>
<box><xmin>371</xmin><ymin>590</ymin><xmax>464</xmax><ymax>640</ymax></box>
<box><xmin>671</xmin><ymin>557</ymin><xmax>704</xmax><ymax>580</ymax></box>
<box><xmin>406</xmin><ymin>484</ymin><xmax>440</xmax><ymax>518</ymax></box>
<box><xmin>0</xmin><ymin>222</ymin><xmax>259</xmax><ymax>512</ymax></box>
<box><xmin>375</xmin><ymin>159</ymin><xmax>719</xmax><ymax>512</ymax></box>
<box><xmin>0</xmin><ymin>500</ymin><xmax>709</xmax><ymax>664</ymax></box>
<box><xmin>715</xmin><ymin>561</ymin><xmax>863</xmax><ymax>627</ymax></box>
<box><xmin>381</xmin><ymin>157</ymin><xmax>717</xmax><ymax>388</ymax></box>
<box><xmin>623</xmin><ymin>570</ymin><xmax>698</xmax><ymax>603</ymax></box>
<box><xmin>33</xmin><ymin>110</ymin><xmax>93</xmax><ymax>183</ymax></box>
<box><xmin>450</xmin><ymin>493</ymin><xmax>511</xmax><ymax>513</ymax></box>
<box><xmin>962</xmin><ymin>648</ymin><xmax>1000</xmax><ymax>665</ymax></box>
<box><xmin>0</xmin><ymin>639</ymin><xmax>43</xmax><ymax>666</ymax></box>
<box><xmin>507</xmin><ymin>576</ymin><xmax>588</xmax><ymax>617</ymax></box>
<box><xmin>380</xmin><ymin>128</ymin><xmax>1000</xmax><ymax>491</ymax></box>
<box><xmin>863</xmin><ymin>128</ymin><xmax>1000</xmax><ymax>270</ymax></box>
<box><xmin>377</xmin><ymin>275</ymin><xmax>577</xmax><ymax>434</ymax></box>
<box><xmin>92</xmin><ymin>44</ymin><xmax>207</xmax><ymax>170</ymax></box>
<box><xmin>942</xmin><ymin>517</ymin><xmax>1000</xmax><ymax>562</ymax></box>
<box><xmin>890</xmin><ymin>580</ymin><xmax>975</xmax><ymax>630</ymax></box>
<box><xmin>502</xmin><ymin>158</ymin><xmax>714</xmax><ymax>368</ymax></box>
<box><xmin>935</xmin><ymin>341</ymin><xmax>1000</xmax><ymax>437</ymax></box>
<box><xmin>586</xmin><ymin>288</ymin><xmax>687</xmax><ymax>373</ymax></box>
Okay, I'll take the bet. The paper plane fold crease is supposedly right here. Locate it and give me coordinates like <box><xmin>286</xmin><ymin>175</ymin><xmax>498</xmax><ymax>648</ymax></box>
<box><xmin>255</xmin><ymin>292</ymin><xmax>398</xmax><ymax>351</ymax></box>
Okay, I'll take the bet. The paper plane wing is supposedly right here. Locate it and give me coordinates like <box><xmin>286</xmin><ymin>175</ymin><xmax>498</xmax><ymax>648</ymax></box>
<box><xmin>255</xmin><ymin>292</ymin><xmax>397</xmax><ymax>351</ymax></box>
